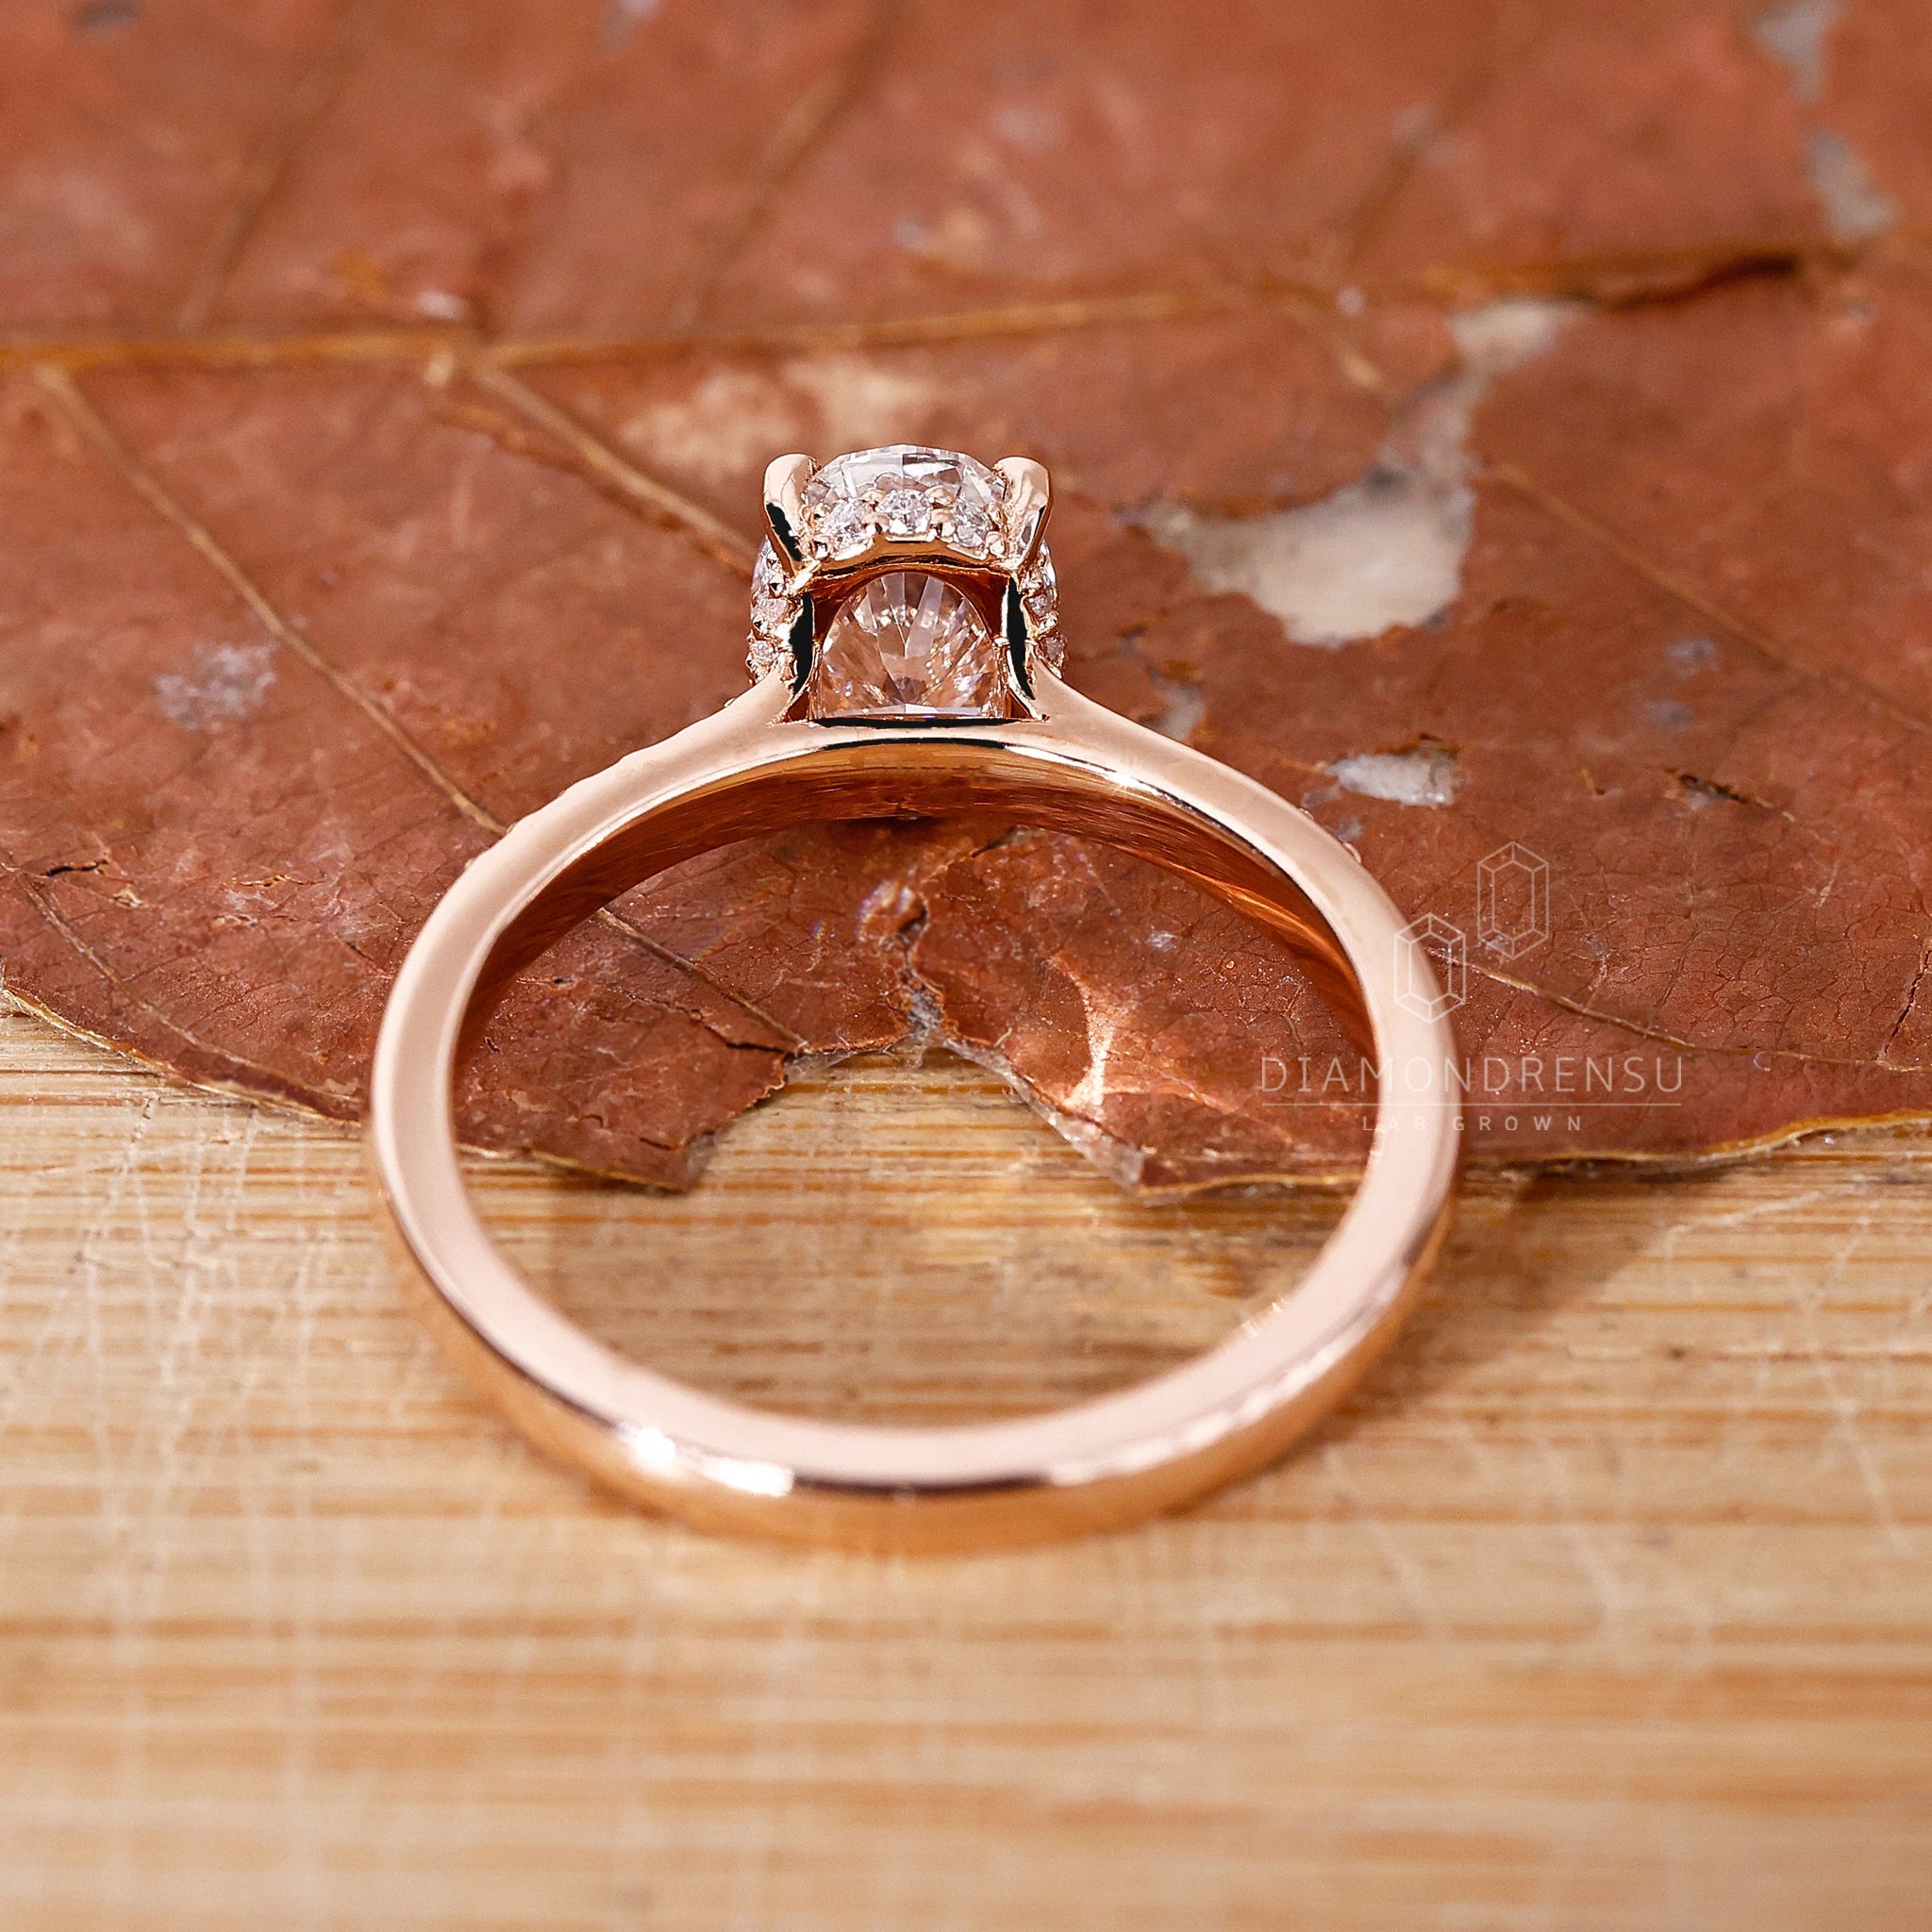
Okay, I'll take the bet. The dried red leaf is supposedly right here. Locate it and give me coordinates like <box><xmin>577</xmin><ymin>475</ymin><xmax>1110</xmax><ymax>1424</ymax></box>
<box><xmin>1</xmin><ymin>0</ymin><xmax>1925</xmax><ymax>1187</ymax></box>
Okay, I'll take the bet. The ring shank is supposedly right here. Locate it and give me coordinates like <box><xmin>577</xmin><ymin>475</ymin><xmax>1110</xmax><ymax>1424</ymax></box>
<box><xmin>470</xmin><ymin>733</ymin><xmax>1374</xmax><ymax>1063</ymax></box>
<box><xmin>370</xmin><ymin>679</ymin><xmax>1459</xmax><ymax>1550</ymax></box>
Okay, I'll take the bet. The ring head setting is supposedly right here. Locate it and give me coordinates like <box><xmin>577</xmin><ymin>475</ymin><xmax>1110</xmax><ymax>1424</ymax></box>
<box><xmin>748</xmin><ymin>443</ymin><xmax>1062</xmax><ymax>721</ymax></box>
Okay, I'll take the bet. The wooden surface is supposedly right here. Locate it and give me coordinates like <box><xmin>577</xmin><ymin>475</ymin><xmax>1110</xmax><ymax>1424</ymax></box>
<box><xmin>1</xmin><ymin>991</ymin><xmax>1929</xmax><ymax>1930</ymax></box>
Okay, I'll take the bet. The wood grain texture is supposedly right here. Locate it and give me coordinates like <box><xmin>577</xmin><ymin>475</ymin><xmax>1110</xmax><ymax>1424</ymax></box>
<box><xmin>1</xmin><ymin>994</ymin><xmax>1927</xmax><ymax>1930</ymax></box>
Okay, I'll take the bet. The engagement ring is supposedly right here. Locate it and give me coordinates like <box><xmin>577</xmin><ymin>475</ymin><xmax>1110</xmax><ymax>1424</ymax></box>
<box><xmin>370</xmin><ymin>445</ymin><xmax>1460</xmax><ymax>1551</ymax></box>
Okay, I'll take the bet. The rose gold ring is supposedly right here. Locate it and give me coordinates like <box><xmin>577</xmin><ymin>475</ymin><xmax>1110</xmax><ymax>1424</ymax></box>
<box><xmin>370</xmin><ymin>445</ymin><xmax>1460</xmax><ymax>1552</ymax></box>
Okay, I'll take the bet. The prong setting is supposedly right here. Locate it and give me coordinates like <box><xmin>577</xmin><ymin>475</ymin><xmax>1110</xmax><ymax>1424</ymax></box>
<box><xmin>993</xmin><ymin>456</ymin><xmax>1051</xmax><ymax>566</ymax></box>
<box><xmin>745</xmin><ymin>444</ymin><xmax>1062</xmax><ymax>708</ymax></box>
<box><xmin>761</xmin><ymin>453</ymin><xmax>814</xmax><ymax>568</ymax></box>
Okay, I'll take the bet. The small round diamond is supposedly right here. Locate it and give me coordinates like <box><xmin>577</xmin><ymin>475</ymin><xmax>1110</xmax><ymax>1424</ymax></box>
<box><xmin>746</xmin><ymin>629</ymin><xmax>791</xmax><ymax>681</ymax></box>
<box><xmin>875</xmin><ymin>483</ymin><xmax>934</xmax><ymax>539</ymax></box>
<box><xmin>819</xmin><ymin>500</ymin><xmax>870</xmax><ymax>558</ymax></box>
<box><xmin>951</xmin><ymin>504</ymin><xmax>991</xmax><ymax>553</ymax></box>
<box><xmin>1017</xmin><ymin>553</ymin><xmax>1058</xmax><ymax>625</ymax></box>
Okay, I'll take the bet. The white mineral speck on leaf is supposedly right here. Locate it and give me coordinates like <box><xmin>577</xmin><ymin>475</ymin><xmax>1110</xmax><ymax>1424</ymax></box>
<box><xmin>1139</xmin><ymin>299</ymin><xmax>1574</xmax><ymax>647</ymax></box>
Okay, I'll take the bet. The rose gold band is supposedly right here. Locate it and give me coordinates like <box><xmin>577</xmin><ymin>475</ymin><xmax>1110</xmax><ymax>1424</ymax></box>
<box><xmin>368</xmin><ymin>672</ymin><xmax>1460</xmax><ymax>1551</ymax></box>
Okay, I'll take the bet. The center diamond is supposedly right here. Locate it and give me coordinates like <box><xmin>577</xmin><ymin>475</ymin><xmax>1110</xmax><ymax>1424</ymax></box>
<box><xmin>807</xmin><ymin>573</ymin><xmax>1007</xmax><ymax>720</ymax></box>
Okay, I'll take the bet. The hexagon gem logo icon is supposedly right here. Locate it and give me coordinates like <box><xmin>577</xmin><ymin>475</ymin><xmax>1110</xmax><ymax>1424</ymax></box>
<box><xmin>1395</xmin><ymin>912</ymin><xmax>1467</xmax><ymax>1020</ymax></box>
<box><xmin>1476</xmin><ymin>842</ymin><xmax>1550</xmax><ymax>960</ymax></box>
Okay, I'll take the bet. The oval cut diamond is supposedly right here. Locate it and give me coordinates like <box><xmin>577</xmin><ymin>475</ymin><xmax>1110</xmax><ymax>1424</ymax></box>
<box><xmin>808</xmin><ymin>573</ymin><xmax>1006</xmax><ymax>720</ymax></box>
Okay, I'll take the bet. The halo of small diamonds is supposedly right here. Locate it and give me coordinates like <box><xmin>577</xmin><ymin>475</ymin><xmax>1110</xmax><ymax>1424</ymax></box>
<box><xmin>800</xmin><ymin>445</ymin><xmax>1008</xmax><ymax>561</ymax></box>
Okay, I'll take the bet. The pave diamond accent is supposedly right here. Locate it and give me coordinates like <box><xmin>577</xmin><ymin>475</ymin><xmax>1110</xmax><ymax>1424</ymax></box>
<box><xmin>801</xmin><ymin>445</ymin><xmax>1007</xmax><ymax>560</ymax></box>
<box><xmin>807</xmin><ymin>572</ymin><xmax>1005</xmax><ymax>720</ymax></box>
<box><xmin>746</xmin><ymin>539</ymin><xmax>801</xmax><ymax>681</ymax></box>
<box><xmin>1016</xmin><ymin>552</ymin><xmax>1062</xmax><ymax>674</ymax></box>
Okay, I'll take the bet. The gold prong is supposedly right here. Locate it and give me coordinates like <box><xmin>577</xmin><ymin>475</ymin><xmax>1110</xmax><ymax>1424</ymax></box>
<box><xmin>762</xmin><ymin>454</ymin><xmax>814</xmax><ymax>566</ymax></box>
<box><xmin>995</xmin><ymin>456</ymin><xmax>1052</xmax><ymax>564</ymax></box>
